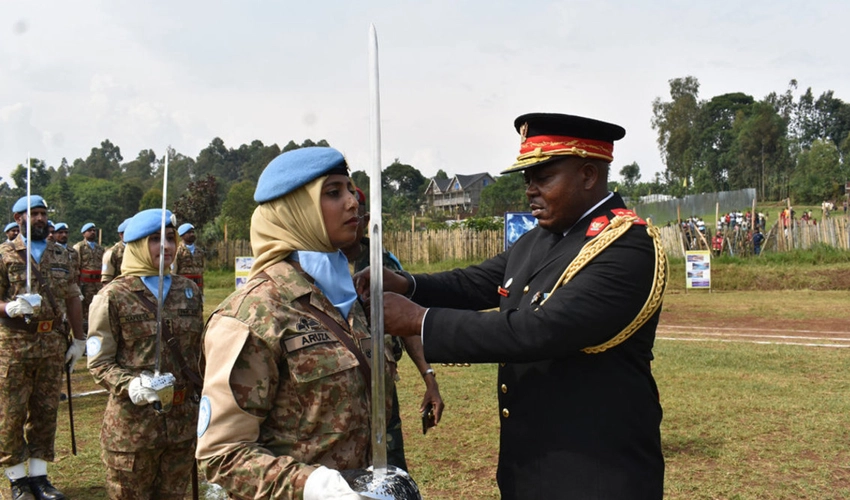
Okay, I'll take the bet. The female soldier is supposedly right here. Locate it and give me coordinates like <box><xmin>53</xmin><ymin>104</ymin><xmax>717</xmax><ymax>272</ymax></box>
<box><xmin>87</xmin><ymin>209</ymin><xmax>203</xmax><ymax>500</ymax></box>
<box><xmin>196</xmin><ymin>147</ymin><xmax>394</xmax><ymax>500</ymax></box>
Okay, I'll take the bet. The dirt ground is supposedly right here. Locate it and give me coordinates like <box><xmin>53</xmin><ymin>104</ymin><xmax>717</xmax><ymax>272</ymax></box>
<box><xmin>658</xmin><ymin>297</ymin><xmax>850</xmax><ymax>347</ymax></box>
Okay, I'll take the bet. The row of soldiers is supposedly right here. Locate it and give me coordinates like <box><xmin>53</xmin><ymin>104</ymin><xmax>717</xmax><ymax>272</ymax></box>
<box><xmin>0</xmin><ymin>200</ymin><xmax>205</xmax><ymax>500</ymax></box>
<box><xmin>5</xmin><ymin>219</ymin><xmax>206</xmax><ymax>320</ymax></box>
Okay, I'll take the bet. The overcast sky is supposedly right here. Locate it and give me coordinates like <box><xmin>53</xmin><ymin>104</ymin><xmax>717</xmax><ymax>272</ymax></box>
<box><xmin>2</xmin><ymin>0</ymin><xmax>848</xmax><ymax>189</ymax></box>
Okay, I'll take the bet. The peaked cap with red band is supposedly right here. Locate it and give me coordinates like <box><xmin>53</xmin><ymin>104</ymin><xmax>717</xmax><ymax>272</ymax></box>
<box><xmin>502</xmin><ymin>113</ymin><xmax>626</xmax><ymax>174</ymax></box>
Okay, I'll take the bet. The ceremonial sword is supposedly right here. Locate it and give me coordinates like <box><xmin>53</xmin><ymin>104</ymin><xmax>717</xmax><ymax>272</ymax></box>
<box><xmin>343</xmin><ymin>25</ymin><xmax>422</xmax><ymax>500</ymax></box>
<box><xmin>20</xmin><ymin>154</ymin><xmax>41</xmax><ymax>321</ymax></box>
<box><xmin>141</xmin><ymin>150</ymin><xmax>176</xmax><ymax>413</ymax></box>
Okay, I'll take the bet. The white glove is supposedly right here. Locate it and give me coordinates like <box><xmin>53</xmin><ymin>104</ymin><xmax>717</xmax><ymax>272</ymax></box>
<box><xmin>64</xmin><ymin>339</ymin><xmax>86</xmax><ymax>373</ymax></box>
<box><xmin>5</xmin><ymin>297</ymin><xmax>34</xmax><ymax>318</ymax></box>
<box><xmin>304</xmin><ymin>466</ymin><xmax>364</xmax><ymax>500</ymax></box>
<box><xmin>128</xmin><ymin>376</ymin><xmax>161</xmax><ymax>406</ymax></box>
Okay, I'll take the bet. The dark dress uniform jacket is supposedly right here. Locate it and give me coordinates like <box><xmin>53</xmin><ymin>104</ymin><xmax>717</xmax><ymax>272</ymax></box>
<box><xmin>414</xmin><ymin>194</ymin><xmax>664</xmax><ymax>500</ymax></box>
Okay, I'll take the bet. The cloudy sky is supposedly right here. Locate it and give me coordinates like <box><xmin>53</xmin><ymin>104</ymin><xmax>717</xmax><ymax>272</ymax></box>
<box><xmin>2</xmin><ymin>0</ymin><xmax>848</xmax><ymax>188</ymax></box>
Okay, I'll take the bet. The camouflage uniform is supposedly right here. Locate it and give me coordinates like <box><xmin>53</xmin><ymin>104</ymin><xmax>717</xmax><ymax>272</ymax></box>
<box><xmin>0</xmin><ymin>236</ymin><xmax>79</xmax><ymax>467</ymax></box>
<box><xmin>173</xmin><ymin>242</ymin><xmax>204</xmax><ymax>296</ymax></box>
<box><xmin>73</xmin><ymin>239</ymin><xmax>104</xmax><ymax>324</ymax></box>
<box><xmin>196</xmin><ymin>260</ymin><xmax>394</xmax><ymax>500</ymax></box>
<box><xmin>87</xmin><ymin>275</ymin><xmax>203</xmax><ymax>500</ymax></box>
<box><xmin>101</xmin><ymin>241</ymin><xmax>125</xmax><ymax>284</ymax></box>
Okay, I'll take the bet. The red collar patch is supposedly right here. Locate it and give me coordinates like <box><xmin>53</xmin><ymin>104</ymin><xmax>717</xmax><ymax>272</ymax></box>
<box><xmin>586</xmin><ymin>216</ymin><xmax>610</xmax><ymax>237</ymax></box>
<box><xmin>611</xmin><ymin>208</ymin><xmax>646</xmax><ymax>225</ymax></box>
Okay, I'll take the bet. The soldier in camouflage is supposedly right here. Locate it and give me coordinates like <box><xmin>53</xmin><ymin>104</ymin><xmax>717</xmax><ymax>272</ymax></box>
<box><xmin>197</xmin><ymin>147</ymin><xmax>394</xmax><ymax>500</ymax></box>
<box><xmin>87</xmin><ymin>209</ymin><xmax>203</xmax><ymax>500</ymax></box>
<box><xmin>173</xmin><ymin>223</ymin><xmax>204</xmax><ymax>299</ymax></box>
<box><xmin>101</xmin><ymin>218</ymin><xmax>130</xmax><ymax>285</ymax></box>
<box><xmin>73</xmin><ymin>222</ymin><xmax>104</xmax><ymax>328</ymax></box>
<box><xmin>0</xmin><ymin>196</ymin><xmax>85</xmax><ymax>500</ymax></box>
<box><xmin>53</xmin><ymin>224</ymin><xmax>79</xmax><ymax>289</ymax></box>
<box><xmin>4</xmin><ymin>223</ymin><xmax>18</xmax><ymax>243</ymax></box>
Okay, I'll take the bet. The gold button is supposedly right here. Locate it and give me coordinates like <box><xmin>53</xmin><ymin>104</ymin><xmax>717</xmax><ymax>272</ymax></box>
<box><xmin>500</xmin><ymin>384</ymin><xmax>507</xmax><ymax>394</ymax></box>
<box><xmin>523</xmin><ymin>285</ymin><xmax>529</xmax><ymax>293</ymax></box>
<box><xmin>502</xmin><ymin>408</ymin><xmax>510</xmax><ymax>418</ymax></box>
<box><xmin>500</xmin><ymin>363</ymin><xmax>506</xmax><ymax>367</ymax></box>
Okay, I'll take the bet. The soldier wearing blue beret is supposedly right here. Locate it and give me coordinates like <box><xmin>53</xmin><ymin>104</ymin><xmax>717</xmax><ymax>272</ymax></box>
<box><xmin>4</xmin><ymin>223</ymin><xmax>18</xmax><ymax>242</ymax></box>
<box><xmin>101</xmin><ymin>218</ymin><xmax>132</xmax><ymax>285</ymax></box>
<box><xmin>173</xmin><ymin>223</ymin><xmax>205</xmax><ymax>296</ymax></box>
<box><xmin>88</xmin><ymin>208</ymin><xmax>203</xmax><ymax>499</ymax></box>
<box><xmin>0</xmin><ymin>195</ymin><xmax>85</xmax><ymax>500</ymax></box>
<box><xmin>73</xmin><ymin>222</ymin><xmax>104</xmax><ymax>329</ymax></box>
<box><xmin>362</xmin><ymin>113</ymin><xmax>668</xmax><ymax>499</ymax></box>
<box><xmin>197</xmin><ymin>147</ymin><xmax>398</xmax><ymax>499</ymax></box>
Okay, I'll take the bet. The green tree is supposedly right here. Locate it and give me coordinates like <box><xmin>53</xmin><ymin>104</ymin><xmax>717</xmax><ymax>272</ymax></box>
<box><xmin>139</xmin><ymin>189</ymin><xmax>163</xmax><ymax>210</ymax></box>
<box><xmin>478</xmin><ymin>173</ymin><xmax>527</xmax><ymax>216</ymax></box>
<box><xmin>66</xmin><ymin>176</ymin><xmax>123</xmax><ymax>234</ymax></box>
<box><xmin>383</xmin><ymin>159</ymin><xmax>426</xmax><ymax>212</ymax></box>
<box><xmin>220</xmin><ymin>181</ymin><xmax>257</xmax><ymax>240</ymax></box>
<box><xmin>731</xmin><ymin>101</ymin><xmax>790</xmax><ymax>200</ymax></box>
<box><xmin>76</xmin><ymin>139</ymin><xmax>123</xmax><ymax>180</ymax></box>
<box><xmin>790</xmin><ymin>139</ymin><xmax>844</xmax><ymax>203</ymax></box>
<box><xmin>10</xmin><ymin>158</ymin><xmax>51</xmax><ymax>196</ymax></box>
<box><xmin>123</xmin><ymin>149</ymin><xmax>157</xmax><ymax>184</ymax></box>
<box><xmin>117</xmin><ymin>182</ymin><xmax>144</xmax><ymax>219</ymax></box>
<box><xmin>434</xmin><ymin>170</ymin><xmax>449</xmax><ymax>180</ymax></box>
<box><xmin>651</xmin><ymin>76</ymin><xmax>701</xmax><ymax>195</ymax></box>
<box><xmin>690</xmin><ymin>92</ymin><xmax>755</xmax><ymax>193</ymax></box>
<box><xmin>173</xmin><ymin>174</ymin><xmax>219</xmax><ymax>232</ymax></box>
<box><xmin>619</xmin><ymin>162</ymin><xmax>642</xmax><ymax>196</ymax></box>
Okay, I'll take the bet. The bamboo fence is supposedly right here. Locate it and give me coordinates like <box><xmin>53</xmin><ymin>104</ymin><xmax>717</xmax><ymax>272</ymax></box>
<box><xmin>206</xmin><ymin>217</ymin><xmax>850</xmax><ymax>268</ymax></box>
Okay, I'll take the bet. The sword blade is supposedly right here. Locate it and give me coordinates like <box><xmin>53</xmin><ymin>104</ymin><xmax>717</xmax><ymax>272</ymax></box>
<box><xmin>26</xmin><ymin>154</ymin><xmax>31</xmax><ymax>295</ymax></box>
<box><xmin>155</xmin><ymin>151</ymin><xmax>169</xmax><ymax>376</ymax></box>
<box><xmin>368</xmin><ymin>23</ymin><xmax>388</xmax><ymax>480</ymax></box>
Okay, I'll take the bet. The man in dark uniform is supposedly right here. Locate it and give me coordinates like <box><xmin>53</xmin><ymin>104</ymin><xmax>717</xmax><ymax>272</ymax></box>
<box><xmin>361</xmin><ymin>113</ymin><xmax>668</xmax><ymax>499</ymax></box>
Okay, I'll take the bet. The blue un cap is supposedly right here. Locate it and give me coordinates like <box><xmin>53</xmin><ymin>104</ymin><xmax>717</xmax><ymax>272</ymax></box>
<box><xmin>54</xmin><ymin>222</ymin><xmax>68</xmax><ymax>232</ymax></box>
<box><xmin>178</xmin><ymin>223</ymin><xmax>194</xmax><ymax>236</ymax></box>
<box><xmin>124</xmin><ymin>209</ymin><xmax>175</xmax><ymax>243</ymax></box>
<box><xmin>12</xmin><ymin>195</ymin><xmax>47</xmax><ymax>214</ymax></box>
<box><xmin>4</xmin><ymin>222</ymin><xmax>18</xmax><ymax>232</ymax></box>
<box><xmin>117</xmin><ymin>218</ymin><xmax>132</xmax><ymax>234</ymax></box>
<box><xmin>254</xmin><ymin>147</ymin><xmax>348</xmax><ymax>203</ymax></box>
<box><xmin>80</xmin><ymin>222</ymin><xmax>96</xmax><ymax>234</ymax></box>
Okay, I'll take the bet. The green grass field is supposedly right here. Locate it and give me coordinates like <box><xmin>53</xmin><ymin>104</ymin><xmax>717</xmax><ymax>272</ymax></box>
<box><xmin>33</xmin><ymin>267</ymin><xmax>850</xmax><ymax>499</ymax></box>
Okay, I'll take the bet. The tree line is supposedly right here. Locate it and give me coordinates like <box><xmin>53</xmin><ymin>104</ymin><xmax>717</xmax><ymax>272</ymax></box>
<box><xmin>3</xmin><ymin>76</ymin><xmax>845</xmax><ymax>246</ymax></box>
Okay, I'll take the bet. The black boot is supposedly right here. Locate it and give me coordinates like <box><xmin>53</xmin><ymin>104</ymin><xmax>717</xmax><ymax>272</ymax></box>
<box><xmin>8</xmin><ymin>478</ymin><xmax>35</xmax><ymax>500</ymax></box>
<box><xmin>27</xmin><ymin>476</ymin><xmax>66</xmax><ymax>500</ymax></box>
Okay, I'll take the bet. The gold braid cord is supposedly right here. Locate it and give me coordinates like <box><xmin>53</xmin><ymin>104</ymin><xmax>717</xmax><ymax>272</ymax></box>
<box><xmin>538</xmin><ymin>215</ymin><xmax>668</xmax><ymax>354</ymax></box>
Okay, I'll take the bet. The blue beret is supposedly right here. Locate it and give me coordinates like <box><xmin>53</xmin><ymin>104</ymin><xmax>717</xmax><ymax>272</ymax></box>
<box><xmin>47</xmin><ymin>220</ymin><xmax>55</xmax><ymax>228</ymax></box>
<box><xmin>12</xmin><ymin>195</ymin><xmax>47</xmax><ymax>213</ymax></box>
<box><xmin>178</xmin><ymin>223</ymin><xmax>194</xmax><ymax>236</ymax></box>
<box><xmin>80</xmin><ymin>222</ymin><xmax>96</xmax><ymax>234</ymax></box>
<box><xmin>54</xmin><ymin>222</ymin><xmax>68</xmax><ymax>232</ymax></box>
<box><xmin>4</xmin><ymin>222</ymin><xmax>18</xmax><ymax>232</ymax></box>
<box><xmin>254</xmin><ymin>147</ymin><xmax>347</xmax><ymax>203</ymax></box>
<box><xmin>117</xmin><ymin>218</ymin><xmax>131</xmax><ymax>234</ymax></box>
<box><xmin>124</xmin><ymin>209</ymin><xmax>175</xmax><ymax>243</ymax></box>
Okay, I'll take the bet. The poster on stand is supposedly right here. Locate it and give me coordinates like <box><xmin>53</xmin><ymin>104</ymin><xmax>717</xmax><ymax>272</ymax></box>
<box><xmin>504</xmin><ymin>212</ymin><xmax>538</xmax><ymax>251</ymax></box>
<box><xmin>685</xmin><ymin>250</ymin><xmax>711</xmax><ymax>289</ymax></box>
